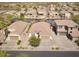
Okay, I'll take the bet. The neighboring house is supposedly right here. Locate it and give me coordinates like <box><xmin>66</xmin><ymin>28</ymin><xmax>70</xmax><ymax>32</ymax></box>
<box><xmin>0</xmin><ymin>10</ymin><xmax>7</xmax><ymax>14</ymax></box>
<box><xmin>6</xmin><ymin>21</ymin><xmax>27</xmax><ymax>41</ymax></box>
<box><xmin>69</xmin><ymin>29</ymin><xmax>79</xmax><ymax>41</ymax></box>
<box><xmin>15</xmin><ymin>10</ymin><xmax>26</xmax><ymax>19</ymax></box>
<box><xmin>54</xmin><ymin>20</ymin><xmax>79</xmax><ymax>36</ymax></box>
<box><xmin>50</xmin><ymin>4</ymin><xmax>56</xmax><ymax>11</ymax></box>
<box><xmin>60</xmin><ymin>10</ymin><xmax>71</xmax><ymax>19</ymax></box>
<box><xmin>28</xmin><ymin>22</ymin><xmax>53</xmax><ymax>39</ymax></box>
<box><xmin>4</xmin><ymin>10</ymin><xmax>17</xmax><ymax>15</ymax></box>
<box><xmin>69</xmin><ymin>11</ymin><xmax>79</xmax><ymax>15</ymax></box>
<box><xmin>25</xmin><ymin>8</ymin><xmax>37</xmax><ymax>19</ymax></box>
<box><xmin>37</xmin><ymin>6</ymin><xmax>48</xmax><ymax>19</ymax></box>
<box><xmin>66</xmin><ymin>20</ymin><xmax>79</xmax><ymax>34</ymax></box>
<box><xmin>15</xmin><ymin>11</ymin><xmax>21</xmax><ymax>18</ymax></box>
<box><xmin>0</xmin><ymin>30</ymin><xmax>6</xmax><ymax>44</ymax></box>
<box><xmin>49</xmin><ymin>11</ymin><xmax>60</xmax><ymax>19</ymax></box>
<box><xmin>54</xmin><ymin>20</ymin><xmax>67</xmax><ymax>36</ymax></box>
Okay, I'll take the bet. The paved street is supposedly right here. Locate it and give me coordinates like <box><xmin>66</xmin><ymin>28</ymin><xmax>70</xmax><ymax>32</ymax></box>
<box><xmin>7</xmin><ymin>51</ymin><xmax>79</xmax><ymax>57</ymax></box>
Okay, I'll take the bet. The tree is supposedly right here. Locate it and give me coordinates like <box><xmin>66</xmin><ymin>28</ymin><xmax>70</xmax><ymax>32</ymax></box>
<box><xmin>71</xmin><ymin>15</ymin><xmax>79</xmax><ymax>24</ymax></box>
<box><xmin>20</xmin><ymin>13</ymin><xmax>24</xmax><ymax>20</ymax></box>
<box><xmin>7</xmin><ymin>15</ymin><xmax>14</xmax><ymax>21</ymax></box>
<box><xmin>0</xmin><ymin>21</ymin><xmax>6</xmax><ymax>29</ymax></box>
<box><xmin>0</xmin><ymin>50</ymin><xmax>8</xmax><ymax>57</ymax></box>
<box><xmin>17</xmin><ymin>40</ymin><xmax>21</xmax><ymax>45</ymax></box>
<box><xmin>6</xmin><ymin>14</ymin><xmax>16</xmax><ymax>25</ymax></box>
<box><xmin>0</xmin><ymin>15</ymin><xmax>11</xmax><ymax>29</ymax></box>
<box><xmin>0</xmin><ymin>16</ymin><xmax>4</xmax><ymax>21</ymax></box>
<box><xmin>75</xmin><ymin>38</ymin><xmax>79</xmax><ymax>46</ymax></box>
<box><xmin>29</xmin><ymin>35</ymin><xmax>41</xmax><ymax>47</ymax></box>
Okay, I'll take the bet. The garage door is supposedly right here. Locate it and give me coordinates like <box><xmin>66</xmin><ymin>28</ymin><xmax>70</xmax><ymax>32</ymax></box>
<box><xmin>10</xmin><ymin>36</ymin><xmax>19</xmax><ymax>40</ymax></box>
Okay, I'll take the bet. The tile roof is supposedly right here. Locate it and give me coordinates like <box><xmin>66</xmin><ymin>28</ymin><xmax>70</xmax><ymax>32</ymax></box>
<box><xmin>55</xmin><ymin>20</ymin><xmax>78</xmax><ymax>27</ymax></box>
<box><xmin>29</xmin><ymin>22</ymin><xmax>53</xmax><ymax>36</ymax></box>
<box><xmin>8</xmin><ymin>21</ymin><xmax>27</xmax><ymax>35</ymax></box>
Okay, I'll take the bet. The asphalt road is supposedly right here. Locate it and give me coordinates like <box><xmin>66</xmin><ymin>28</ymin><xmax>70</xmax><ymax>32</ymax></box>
<box><xmin>7</xmin><ymin>51</ymin><xmax>79</xmax><ymax>57</ymax></box>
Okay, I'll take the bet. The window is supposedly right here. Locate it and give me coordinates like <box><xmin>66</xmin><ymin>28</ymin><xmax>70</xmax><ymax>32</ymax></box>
<box><xmin>78</xmin><ymin>28</ymin><xmax>79</xmax><ymax>31</ymax></box>
<box><xmin>30</xmin><ymin>14</ymin><xmax>32</xmax><ymax>15</ymax></box>
<box><xmin>55</xmin><ymin>14</ymin><xmax>57</xmax><ymax>15</ymax></box>
<box><xmin>39</xmin><ymin>14</ymin><xmax>43</xmax><ymax>15</ymax></box>
<box><xmin>59</xmin><ymin>26</ymin><xmax>62</xmax><ymax>28</ymax></box>
<box><xmin>71</xmin><ymin>27</ymin><xmax>72</xmax><ymax>30</ymax></box>
<box><xmin>70</xmin><ymin>31</ymin><xmax>72</xmax><ymax>33</ymax></box>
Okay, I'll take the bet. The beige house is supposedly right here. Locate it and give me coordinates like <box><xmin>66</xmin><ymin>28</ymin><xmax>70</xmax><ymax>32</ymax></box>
<box><xmin>25</xmin><ymin>8</ymin><xmax>37</xmax><ymax>19</ymax></box>
<box><xmin>49</xmin><ymin>11</ymin><xmax>60</xmax><ymax>19</ymax></box>
<box><xmin>54</xmin><ymin>20</ymin><xmax>79</xmax><ymax>36</ymax></box>
<box><xmin>37</xmin><ymin>6</ymin><xmax>48</xmax><ymax>19</ymax></box>
<box><xmin>70</xmin><ymin>11</ymin><xmax>79</xmax><ymax>15</ymax></box>
<box><xmin>69</xmin><ymin>29</ymin><xmax>79</xmax><ymax>41</ymax></box>
<box><xmin>6</xmin><ymin>21</ymin><xmax>27</xmax><ymax>41</ymax></box>
<box><xmin>54</xmin><ymin>20</ymin><xmax>67</xmax><ymax>36</ymax></box>
<box><xmin>50</xmin><ymin>4</ymin><xmax>56</xmax><ymax>11</ymax></box>
<box><xmin>60</xmin><ymin>10</ymin><xmax>71</xmax><ymax>19</ymax></box>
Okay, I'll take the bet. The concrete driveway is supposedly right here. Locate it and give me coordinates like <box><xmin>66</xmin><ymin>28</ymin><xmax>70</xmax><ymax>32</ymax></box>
<box><xmin>0</xmin><ymin>31</ymin><xmax>79</xmax><ymax>51</ymax></box>
<box><xmin>52</xmin><ymin>32</ymin><xmax>78</xmax><ymax>51</ymax></box>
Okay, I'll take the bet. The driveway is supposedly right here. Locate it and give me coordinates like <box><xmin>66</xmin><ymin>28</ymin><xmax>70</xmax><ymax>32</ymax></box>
<box><xmin>30</xmin><ymin>36</ymin><xmax>53</xmax><ymax>51</ymax></box>
<box><xmin>0</xmin><ymin>31</ymin><xmax>79</xmax><ymax>51</ymax></box>
<box><xmin>1</xmin><ymin>39</ymin><xmax>18</xmax><ymax>50</ymax></box>
<box><xmin>52</xmin><ymin>32</ymin><xmax>78</xmax><ymax>51</ymax></box>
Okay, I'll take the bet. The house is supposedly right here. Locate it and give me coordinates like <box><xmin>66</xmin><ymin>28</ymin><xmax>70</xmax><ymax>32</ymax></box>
<box><xmin>66</xmin><ymin>20</ymin><xmax>79</xmax><ymax>34</ymax></box>
<box><xmin>0</xmin><ymin>30</ymin><xmax>6</xmax><ymax>44</ymax></box>
<box><xmin>60</xmin><ymin>10</ymin><xmax>71</xmax><ymax>19</ymax></box>
<box><xmin>69</xmin><ymin>11</ymin><xmax>79</xmax><ymax>16</ymax></box>
<box><xmin>25</xmin><ymin>8</ymin><xmax>37</xmax><ymax>19</ymax></box>
<box><xmin>37</xmin><ymin>6</ymin><xmax>48</xmax><ymax>19</ymax></box>
<box><xmin>28</xmin><ymin>22</ymin><xmax>53</xmax><ymax>39</ymax></box>
<box><xmin>54</xmin><ymin>20</ymin><xmax>67</xmax><ymax>36</ymax></box>
<box><xmin>50</xmin><ymin>4</ymin><xmax>56</xmax><ymax>11</ymax></box>
<box><xmin>49</xmin><ymin>11</ymin><xmax>60</xmax><ymax>19</ymax></box>
<box><xmin>6</xmin><ymin>21</ymin><xmax>27</xmax><ymax>41</ymax></box>
<box><xmin>54</xmin><ymin>20</ymin><xmax>79</xmax><ymax>36</ymax></box>
<box><xmin>4</xmin><ymin>10</ymin><xmax>17</xmax><ymax>15</ymax></box>
<box><xmin>69</xmin><ymin>29</ymin><xmax>79</xmax><ymax>41</ymax></box>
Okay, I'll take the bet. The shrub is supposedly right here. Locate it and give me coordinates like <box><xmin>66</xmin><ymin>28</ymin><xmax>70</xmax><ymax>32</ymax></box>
<box><xmin>0</xmin><ymin>21</ymin><xmax>6</xmax><ymax>29</ymax></box>
<box><xmin>29</xmin><ymin>35</ymin><xmax>41</xmax><ymax>47</ymax></box>
<box><xmin>0</xmin><ymin>50</ymin><xmax>8</xmax><ymax>57</ymax></box>
<box><xmin>17</xmin><ymin>40</ymin><xmax>21</xmax><ymax>45</ymax></box>
<box><xmin>75</xmin><ymin>39</ymin><xmax>79</xmax><ymax>46</ymax></box>
<box><xmin>71</xmin><ymin>15</ymin><xmax>79</xmax><ymax>25</ymax></box>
